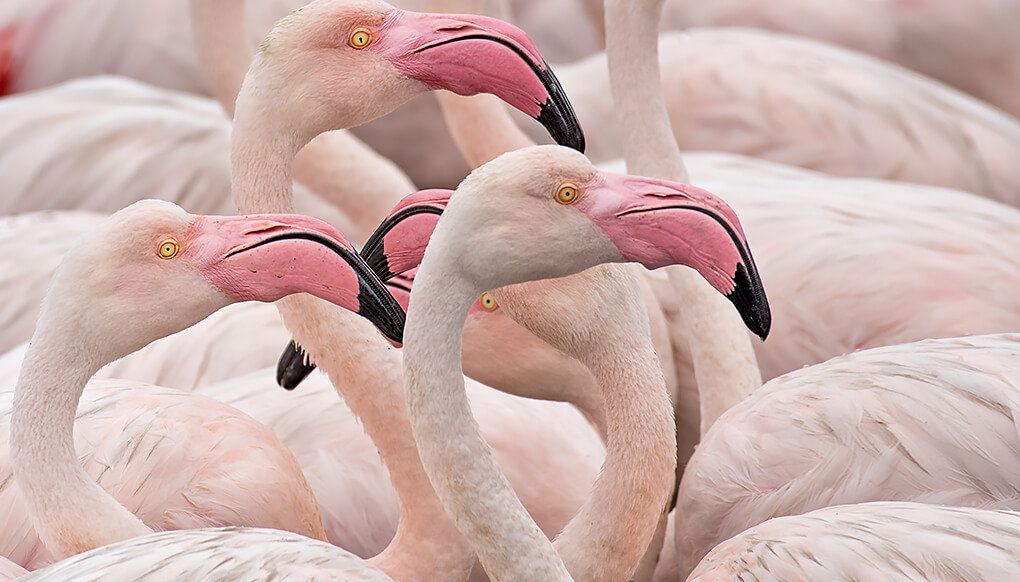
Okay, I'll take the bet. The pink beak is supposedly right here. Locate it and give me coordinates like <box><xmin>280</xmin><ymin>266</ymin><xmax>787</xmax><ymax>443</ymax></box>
<box><xmin>576</xmin><ymin>171</ymin><xmax>770</xmax><ymax>340</ymax></box>
<box><xmin>379</xmin><ymin>10</ymin><xmax>584</xmax><ymax>152</ymax></box>
<box><xmin>359</xmin><ymin>188</ymin><xmax>451</xmax><ymax>279</ymax></box>
<box><xmin>185</xmin><ymin>213</ymin><xmax>405</xmax><ymax>344</ymax></box>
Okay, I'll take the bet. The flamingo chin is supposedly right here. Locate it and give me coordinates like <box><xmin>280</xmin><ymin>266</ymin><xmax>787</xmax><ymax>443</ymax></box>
<box><xmin>381</xmin><ymin>10</ymin><xmax>584</xmax><ymax>152</ymax></box>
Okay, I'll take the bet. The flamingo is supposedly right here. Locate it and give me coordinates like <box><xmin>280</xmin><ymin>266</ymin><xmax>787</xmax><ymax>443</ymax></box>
<box><xmin>686</xmin><ymin>502</ymin><xmax>1020</xmax><ymax>581</ymax></box>
<box><xmin>668</xmin><ymin>333</ymin><xmax>1020</xmax><ymax>579</ymax></box>
<box><xmin>7</xmin><ymin>198</ymin><xmax>404</xmax><ymax>567</ymax></box>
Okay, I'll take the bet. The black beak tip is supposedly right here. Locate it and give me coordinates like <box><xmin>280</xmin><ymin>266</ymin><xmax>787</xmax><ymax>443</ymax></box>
<box><xmin>726</xmin><ymin>263</ymin><xmax>772</xmax><ymax>341</ymax></box>
<box><xmin>276</xmin><ymin>340</ymin><xmax>317</xmax><ymax>390</ymax></box>
<box><xmin>361</xmin><ymin>246</ymin><xmax>396</xmax><ymax>283</ymax></box>
<box><xmin>536</xmin><ymin>103</ymin><xmax>586</xmax><ymax>153</ymax></box>
<box><xmin>536</xmin><ymin>65</ymin><xmax>585</xmax><ymax>154</ymax></box>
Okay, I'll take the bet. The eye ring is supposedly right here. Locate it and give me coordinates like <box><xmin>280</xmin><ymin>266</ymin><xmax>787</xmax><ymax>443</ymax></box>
<box><xmin>349</xmin><ymin>27</ymin><xmax>373</xmax><ymax>49</ymax></box>
<box><xmin>157</xmin><ymin>238</ymin><xmax>180</xmax><ymax>259</ymax></box>
<box><xmin>555</xmin><ymin>183</ymin><xmax>580</xmax><ymax>205</ymax></box>
<box><xmin>479</xmin><ymin>292</ymin><xmax>498</xmax><ymax>312</ymax></box>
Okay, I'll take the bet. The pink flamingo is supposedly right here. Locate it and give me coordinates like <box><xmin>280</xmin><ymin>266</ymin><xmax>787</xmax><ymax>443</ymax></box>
<box><xmin>398</xmin><ymin>144</ymin><xmax>767</xmax><ymax>580</ymax></box>
<box><xmin>8</xmin><ymin>199</ymin><xmax>405</xmax><ymax>566</ymax></box>
<box><xmin>687</xmin><ymin>502</ymin><xmax>1020</xmax><ymax>580</ymax></box>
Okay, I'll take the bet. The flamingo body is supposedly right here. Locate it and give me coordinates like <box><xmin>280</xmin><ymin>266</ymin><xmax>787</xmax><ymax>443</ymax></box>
<box><xmin>0</xmin><ymin>379</ymin><xmax>326</xmax><ymax>569</ymax></box>
<box><xmin>675</xmin><ymin>333</ymin><xmax>1020</xmax><ymax>577</ymax></box>
<box><xmin>687</xmin><ymin>502</ymin><xmax>1020</xmax><ymax>581</ymax></box>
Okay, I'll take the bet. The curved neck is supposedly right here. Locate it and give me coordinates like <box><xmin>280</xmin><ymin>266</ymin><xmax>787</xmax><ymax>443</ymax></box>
<box><xmin>231</xmin><ymin>58</ymin><xmax>476</xmax><ymax>579</ymax></box>
<box><xmin>403</xmin><ymin>259</ymin><xmax>572</xmax><ymax>581</ymax></box>
<box><xmin>606</xmin><ymin>0</ymin><xmax>762</xmax><ymax>431</ymax></box>
<box><xmin>272</xmin><ymin>295</ymin><xmax>474</xmax><ymax>580</ymax></box>
<box><xmin>10</xmin><ymin>321</ymin><xmax>151</xmax><ymax>561</ymax></box>
<box><xmin>493</xmin><ymin>268</ymin><xmax>675</xmax><ymax>581</ymax></box>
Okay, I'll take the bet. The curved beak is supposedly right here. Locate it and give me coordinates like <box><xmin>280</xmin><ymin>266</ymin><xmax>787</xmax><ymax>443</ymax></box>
<box><xmin>577</xmin><ymin>171</ymin><xmax>771</xmax><ymax>340</ymax></box>
<box><xmin>275</xmin><ymin>268</ymin><xmax>413</xmax><ymax>391</ymax></box>
<box><xmin>360</xmin><ymin>189</ymin><xmax>451</xmax><ymax>280</ymax></box>
<box><xmin>188</xmin><ymin>213</ymin><xmax>406</xmax><ymax>344</ymax></box>
<box><xmin>381</xmin><ymin>10</ymin><xmax>585</xmax><ymax>152</ymax></box>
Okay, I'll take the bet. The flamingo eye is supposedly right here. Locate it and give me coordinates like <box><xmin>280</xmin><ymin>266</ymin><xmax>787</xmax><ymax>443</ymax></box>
<box><xmin>479</xmin><ymin>292</ymin><xmax>498</xmax><ymax>311</ymax></box>
<box><xmin>349</xmin><ymin>27</ymin><xmax>373</xmax><ymax>49</ymax></box>
<box><xmin>555</xmin><ymin>183</ymin><xmax>579</xmax><ymax>205</ymax></box>
<box><xmin>157</xmin><ymin>239</ymin><xmax>180</xmax><ymax>259</ymax></box>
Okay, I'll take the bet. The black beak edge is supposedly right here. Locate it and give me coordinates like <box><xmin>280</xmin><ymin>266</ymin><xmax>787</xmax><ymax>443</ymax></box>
<box><xmin>230</xmin><ymin>231</ymin><xmax>406</xmax><ymax>344</ymax></box>
<box><xmin>359</xmin><ymin>205</ymin><xmax>446</xmax><ymax>282</ymax></box>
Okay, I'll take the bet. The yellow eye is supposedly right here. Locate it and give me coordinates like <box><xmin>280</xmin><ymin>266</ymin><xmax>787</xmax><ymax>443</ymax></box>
<box><xmin>157</xmin><ymin>239</ymin><xmax>179</xmax><ymax>259</ymax></box>
<box><xmin>479</xmin><ymin>292</ymin><xmax>498</xmax><ymax>311</ymax></box>
<box><xmin>349</xmin><ymin>27</ymin><xmax>373</xmax><ymax>49</ymax></box>
<box><xmin>555</xmin><ymin>183</ymin><xmax>579</xmax><ymax>205</ymax></box>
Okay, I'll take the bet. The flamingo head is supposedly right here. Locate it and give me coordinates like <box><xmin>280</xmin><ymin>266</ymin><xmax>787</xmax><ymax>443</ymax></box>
<box><xmin>366</xmin><ymin>146</ymin><xmax>771</xmax><ymax>340</ymax></box>
<box><xmin>43</xmin><ymin>200</ymin><xmax>404</xmax><ymax>364</ymax></box>
<box><xmin>243</xmin><ymin>0</ymin><xmax>583</xmax><ymax>151</ymax></box>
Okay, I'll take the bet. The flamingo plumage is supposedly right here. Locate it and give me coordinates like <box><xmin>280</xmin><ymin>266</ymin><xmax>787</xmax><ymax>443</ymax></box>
<box><xmin>686</xmin><ymin>502</ymin><xmax>1020</xmax><ymax>581</ymax></box>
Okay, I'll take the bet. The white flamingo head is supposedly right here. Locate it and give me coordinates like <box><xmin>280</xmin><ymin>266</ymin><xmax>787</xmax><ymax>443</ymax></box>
<box><xmin>370</xmin><ymin>145</ymin><xmax>771</xmax><ymax>339</ymax></box>
<box><xmin>242</xmin><ymin>0</ymin><xmax>583</xmax><ymax>150</ymax></box>
<box><xmin>40</xmin><ymin>199</ymin><xmax>404</xmax><ymax>364</ymax></box>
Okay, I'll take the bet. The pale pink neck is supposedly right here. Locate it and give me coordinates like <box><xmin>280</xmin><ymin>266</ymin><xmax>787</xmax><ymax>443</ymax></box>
<box><xmin>606</xmin><ymin>0</ymin><xmax>762</xmax><ymax>430</ymax></box>
<box><xmin>189</xmin><ymin>0</ymin><xmax>252</xmax><ymax>118</ymax></box>
<box><xmin>604</xmin><ymin>0</ymin><xmax>687</xmax><ymax>182</ymax></box>
<box><xmin>272</xmin><ymin>296</ymin><xmax>474</xmax><ymax>580</ymax></box>
<box><xmin>231</xmin><ymin>65</ymin><xmax>475</xmax><ymax>580</ymax></box>
<box><xmin>403</xmin><ymin>256</ymin><xmax>572</xmax><ymax>581</ymax></box>
<box><xmin>10</xmin><ymin>319</ymin><xmax>152</xmax><ymax>561</ymax></box>
<box><xmin>493</xmin><ymin>270</ymin><xmax>675</xmax><ymax>581</ymax></box>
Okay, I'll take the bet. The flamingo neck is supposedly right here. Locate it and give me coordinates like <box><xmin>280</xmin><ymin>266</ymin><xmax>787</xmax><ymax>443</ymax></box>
<box><xmin>272</xmin><ymin>295</ymin><xmax>476</xmax><ymax>580</ymax></box>
<box><xmin>11</xmin><ymin>320</ymin><xmax>152</xmax><ymax>561</ymax></box>
<box><xmin>403</xmin><ymin>258</ymin><xmax>573</xmax><ymax>581</ymax></box>
<box><xmin>605</xmin><ymin>0</ymin><xmax>687</xmax><ymax>182</ymax></box>
<box><xmin>189</xmin><ymin>0</ymin><xmax>251</xmax><ymax>118</ymax></box>
<box><xmin>606</xmin><ymin>0</ymin><xmax>762</xmax><ymax>432</ymax></box>
<box><xmin>230</xmin><ymin>110</ymin><xmax>302</xmax><ymax>214</ymax></box>
<box><xmin>493</xmin><ymin>266</ymin><xmax>676</xmax><ymax>581</ymax></box>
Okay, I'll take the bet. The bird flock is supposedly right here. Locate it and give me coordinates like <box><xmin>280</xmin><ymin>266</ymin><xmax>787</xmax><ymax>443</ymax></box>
<box><xmin>1</xmin><ymin>0</ymin><xmax>1020</xmax><ymax>580</ymax></box>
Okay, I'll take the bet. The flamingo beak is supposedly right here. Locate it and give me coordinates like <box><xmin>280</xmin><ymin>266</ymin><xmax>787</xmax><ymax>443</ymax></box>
<box><xmin>275</xmin><ymin>270</ymin><xmax>414</xmax><ymax>391</ymax></box>
<box><xmin>187</xmin><ymin>214</ymin><xmax>406</xmax><ymax>344</ymax></box>
<box><xmin>380</xmin><ymin>10</ymin><xmax>585</xmax><ymax>152</ymax></box>
<box><xmin>576</xmin><ymin>171</ymin><xmax>771</xmax><ymax>340</ymax></box>
<box><xmin>359</xmin><ymin>189</ymin><xmax>452</xmax><ymax>280</ymax></box>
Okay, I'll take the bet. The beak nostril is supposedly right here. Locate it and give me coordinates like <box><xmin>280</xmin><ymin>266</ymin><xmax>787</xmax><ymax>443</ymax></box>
<box><xmin>242</xmin><ymin>224</ymin><xmax>292</xmax><ymax>236</ymax></box>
